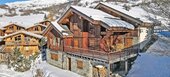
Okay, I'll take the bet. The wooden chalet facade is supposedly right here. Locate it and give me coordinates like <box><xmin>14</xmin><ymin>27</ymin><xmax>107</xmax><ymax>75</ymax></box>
<box><xmin>2</xmin><ymin>31</ymin><xmax>43</xmax><ymax>57</ymax></box>
<box><xmin>0</xmin><ymin>29</ymin><xmax>5</xmax><ymax>36</ymax></box>
<box><xmin>44</xmin><ymin>6</ymin><xmax>139</xmax><ymax>77</ymax></box>
<box><xmin>95</xmin><ymin>3</ymin><xmax>154</xmax><ymax>48</ymax></box>
<box><xmin>39</xmin><ymin>20</ymin><xmax>51</xmax><ymax>27</ymax></box>
<box><xmin>0</xmin><ymin>14</ymin><xmax>48</xmax><ymax>62</ymax></box>
<box><xmin>3</xmin><ymin>24</ymin><xmax>25</xmax><ymax>35</ymax></box>
<box><xmin>26</xmin><ymin>24</ymin><xmax>46</xmax><ymax>34</ymax></box>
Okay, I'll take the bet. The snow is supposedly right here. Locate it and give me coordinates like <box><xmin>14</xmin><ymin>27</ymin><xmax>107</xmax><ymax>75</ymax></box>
<box><xmin>6</xmin><ymin>0</ymin><xmax>70</xmax><ymax>10</ymax></box>
<box><xmin>51</xmin><ymin>21</ymin><xmax>70</xmax><ymax>36</ymax></box>
<box><xmin>127</xmin><ymin>36</ymin><xmax>170</xmax><ymax>77</ymax></box>
<box><xmin>3</xmin><ymin>30</ymin><xmax>43</xmax><ymax>39</ymax></box>
<box><xmin>71</xmin><ymin>6</ymin><xmax>134</xmax><ymax>29</ymax></box>
<box><xmin>0</xmin><ymin>55</ymin><xmax>83</xmax><ymax>77</ymax></box>
<box><xmin>100</xmin><ymin>2</ymin><xmax>155</xmax><ymax>23</ymax></box>
<box><xmin>127</xmin><ymin>53</ymin><xmax>170</xmax><ymax>77</ymax></box>
<box><xmin>0</xmin><ymin>14</ymin><xmax>45</xmax><ymax>29</ymax></box>
<box><xmin>0</xmin><ymin>9</ymin><xmax>7</xmax><ymax>15</ymax></box>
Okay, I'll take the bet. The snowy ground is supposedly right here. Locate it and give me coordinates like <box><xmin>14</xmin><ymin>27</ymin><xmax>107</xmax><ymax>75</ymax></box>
<box><xmin>127</xmin><ymin>36</ymin><xmax>170</xmax><ymax>77</ymax></box>
<box><xmin>0</xmin><ymin>56</ymin><xmax>83</xmax><ymax>77</ymax></box>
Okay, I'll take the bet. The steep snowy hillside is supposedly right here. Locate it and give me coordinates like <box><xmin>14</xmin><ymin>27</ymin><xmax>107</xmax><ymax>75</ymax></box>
<box><xmin>0</xmin><ymin>0</ymin><xmax>104</xmax><ymax>19</ymax></box>
<box><xmin>6</xmin><ymin>0</ymin><xmax>70</xmax><ymax>10</ymax></box>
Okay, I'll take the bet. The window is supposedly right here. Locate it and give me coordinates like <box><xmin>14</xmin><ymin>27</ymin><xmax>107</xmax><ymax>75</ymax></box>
<box><xmin>77</xmin><ymin>60</ymin><xmax>83</xmax><ymax>69</ymax></box>
<box><xmin>17</xmin><ymin>27</ymin><xmax>20</xmax><ymax>30</ymax></box>
<box><xmin>83</xmin><ymin>20</ymin><xmax>89</xmax><ymax>32</ymax></box>
<box><xmin>15</xmin><ymin>35</ymin><xmax>21</xmax><ymax>41</ymax></box>
<box><xmin>35</xmin><ymin>27</ymin><xmax>39</xmax><ymax>31</ymax></box>
<box><xmin>25</xmin><ymin>36</ymin><xmax>30</xmax><ymax>41</ymax></box>
<box><xmin>57</xmin><ymin>38</ymin><xmax>60</xmax><ymax>47</ymax></box>
<box><xmin>9</xmin><ymin>26</ymin><xmax>14</xmax><ymax>30</ymax></box>
<box><xmin>146</xmin><ymin>30</ymin><xmax>148</xmax><ymax>33</ymax></box>
<box><xmin>74</xmin><ymin>39</ymin><xmax>79</xmax><ymax>48</ymax></box>
<box><xmin>25</xmin><ymin>47</ymin><xmax>29</xmax><ymax>50</ymax></box>
<box><xmin>51</xmin><ymin>53</ymin><xmax>58</xmax><ymax>61</ymax></box>
<box><xmin>53</xmin><ymin>37</ymin><xmax>56</xmax><ymax>46</ymax></box>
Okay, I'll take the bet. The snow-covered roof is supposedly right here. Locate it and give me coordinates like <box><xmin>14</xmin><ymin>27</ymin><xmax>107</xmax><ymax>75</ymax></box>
<box><xmin>0</xmin><ymin>14</ymin><xmax>45</xmax><ymax>29</ymax></box>
<box><xmin>3</xmin><ymin>30</ymin><xmax>43</xmax><ymax>39</ymax></box>
<box><xmin>51</xmin><ymin>21</ymin><xmax>70</xmax><ymax>36</ymax></box>
<box><xmin>99</xmin><ymin>2</ymin><xmax>154</xmax><ymax>23</ymax></box>
<box><xmin>71</xmin><ymin>6</ymin><xmax>134</xmax><ymax>29</ymax></box>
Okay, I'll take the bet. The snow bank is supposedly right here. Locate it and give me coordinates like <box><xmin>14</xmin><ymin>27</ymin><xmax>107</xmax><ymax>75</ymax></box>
<box><xmin>0</xmin><ymin>9</ymin><xmax>7</xmax><ymax>15</ymax></box>
<box><xmin>147</xmin><ymin>36</ymin><xmax>170</xmax><ymax>56</ymax></box>
<box><xmin>127</xmin><ymin>53</ymin><xmax>170</xmax><ymax>77</ymax></box>
<box><xmin>127</xmin><ymin>36</ymin><xmax>170</xmax><ymax>77</ymax></box>
<box><xmin>0</xmin><ymin>55</ymin><xmax>83</xmax><ymax>77</ymax></box>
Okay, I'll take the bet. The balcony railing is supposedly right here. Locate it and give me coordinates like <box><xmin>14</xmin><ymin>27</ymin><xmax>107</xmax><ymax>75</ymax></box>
<box><xmin>63</xmin><ymin>46</ymin><xmax>138</xmax><ymax>62</ymax></box>
<box><xmin>5</xmin><ymin>41</ymin><xmax>39</xmax><ymax>46</ymax></box>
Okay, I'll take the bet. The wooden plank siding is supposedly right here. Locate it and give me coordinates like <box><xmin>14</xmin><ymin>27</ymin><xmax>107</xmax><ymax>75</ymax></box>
<box><xmin>45</xmin><ymin>6</ymin><xmax>139</xmax><ymax>62</ymax></box>
<box><xmin>58</xmin><ymin>8</ymin><xmax>139</xmax><ymax>52</ymax></box>
<box><xmin>44</xmin><ymin>27</ymin><xmax>62</xmax><ymax>51</ymax></box>
<box><xmin>4</xmin><ymin>24</ymin><xmax>25</xmax><ymax>34</ymax></box>
<box><xmin>3</xmin><ymin>33</ymin><xmax>40</xmax><ymax>56</ymax></box>
<box><xmin>26</xmin><ymin>25</ymin><xmax>46</xmax><ymax>34</ymax></box>
<box><xmin>0</xmin><ymin>30</ymin><xmax>5</xmax><ymax>36</ymax></box>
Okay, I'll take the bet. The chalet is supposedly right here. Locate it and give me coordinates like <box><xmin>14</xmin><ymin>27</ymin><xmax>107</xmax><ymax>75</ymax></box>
<box><xmin>3</xmin><ymin>23</ymin><xmax>25</xmax><ymax>35</ymax></box>
<box><xmin>0</xmin><ymin>28</ymin><xmax>5</xmax><ymax>36</ymax></box>
<box><xmin>2</xmin><ymin>30</ymin><xmax>43</xmax><ymax>57</ymax></box>
<box><xmin>0</xmin><ymin>14</ymin><xmax>47</xmax><ymax>35</ymax></box>
<box><xmin>44</xmin><ymin>5</ymin><xmax>139</xmax><ymax>77</ymax></box>
<box><xmin>95</xmin><ymin>2</ymin><xmax>154</xmax><ymax>49</ymax></box>
<box><xmin>39</xmin><ymin>20</ymin><xmax>51</xmax><ymax>27</ymax></box>
<box><xmin>42</xmin><ymin>20</ymin><xmax>72</xmax><ymax>67</ymax></box>
<box><xmin>26</xmin><ymin>24</ymin><xmax>47</xmax><ymax>34</ymax></box>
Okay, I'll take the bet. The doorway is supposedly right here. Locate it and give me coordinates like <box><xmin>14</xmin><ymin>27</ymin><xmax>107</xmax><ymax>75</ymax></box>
<box><xmin>68</xmin><ymin>57</ymin><xmax>71</xmax><ymax>71</ymax></box>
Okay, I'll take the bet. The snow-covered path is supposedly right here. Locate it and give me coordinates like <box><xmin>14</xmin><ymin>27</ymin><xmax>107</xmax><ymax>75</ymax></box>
<box><xmin>127</xmin><ymin>37</ymin><xmax>170</xmax><ymax>77</ymax></box>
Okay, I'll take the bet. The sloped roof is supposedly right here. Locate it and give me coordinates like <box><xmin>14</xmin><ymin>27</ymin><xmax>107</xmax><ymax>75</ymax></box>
<box><xmin>0</xmin><ymin>14</ymin><xmax>45</xmax><ymax>29</ymax></box>
<box><xmin>43</xmin><ymin>20</ymin><xmax>72</xmax><ymax>37</ymax></box>
<box><xmin>70</xmin><ymin>6</ymin><xmax>134</xmax><ymax>29</ymax></box>
<box><xmin>3</xmin><ymin>30</ymin><xmax>43</xmax><ymax>39</ymax></box>
<box><xmin>51</xmin><ymin>21</ymin><xmax>71</xmax><ymax>36</ymax></box>
<box><xmin>98</xmin><ymin>2</ymin><xmax>154</xmax><ymax>23</ymax></box>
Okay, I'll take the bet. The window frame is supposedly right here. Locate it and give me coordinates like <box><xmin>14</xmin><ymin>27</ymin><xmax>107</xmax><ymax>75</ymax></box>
<box><xmin>51</xmin><ymin>53</ymin><xmax>59</xmax><ymax>61</ymax></box>
<box><xmin>77</xmin><ymin>60</ymin><xmax>83</xmax><ymax>69</ymax></box>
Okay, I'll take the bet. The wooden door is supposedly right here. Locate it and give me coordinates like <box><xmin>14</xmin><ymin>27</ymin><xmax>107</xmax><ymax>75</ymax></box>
<box><xmin>68</xmin><ymin>58</ymin><xmax>71</xmax><ymax>71</ymax></box>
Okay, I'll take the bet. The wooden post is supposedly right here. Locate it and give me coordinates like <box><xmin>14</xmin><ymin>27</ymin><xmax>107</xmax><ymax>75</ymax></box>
<box><xmin>125</xmin><ymin>60</ymin><xmax>128</xmax><ymax>74</ymax></box>
<box><xmin>107</xmin><ymin>64</ymin><xmax>111</xmax><ymax>77</ymax></box>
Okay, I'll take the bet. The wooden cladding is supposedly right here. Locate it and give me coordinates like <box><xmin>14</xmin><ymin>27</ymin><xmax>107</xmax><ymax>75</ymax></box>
<box><xmin>51</xmin><ymin>53</ymin><xmax>59</xmax><ymax>61</ymax></box>
<box><xmin>77</xmin><ymin>60</ymin><xmax>83</xmax><ymax>69</ymax></box>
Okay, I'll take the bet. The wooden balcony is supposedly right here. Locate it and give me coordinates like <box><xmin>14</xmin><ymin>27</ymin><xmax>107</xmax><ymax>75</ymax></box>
<box><xmin>63</xmin><ymin>46</ymin><xmax>138</xmax><ymax>63</ymax></box>
<box><xmin>5</xmin><ymin>41</ymin><xmax>39</xmax><ymax>46</ymax></box>
<box><xmin>5</xmin><ymin>30</ymin><xmax>17</xmax><ymax>34</ymax></box>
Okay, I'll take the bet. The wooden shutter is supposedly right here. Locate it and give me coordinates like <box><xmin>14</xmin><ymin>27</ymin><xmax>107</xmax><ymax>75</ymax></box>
<box><xmin>51</xmin><ymin>53</ymin><xmax>58</xmax><ymax>61</ymax></box>
<box><xmin>77</xmin><ymin>60</ymin><xmax>83</xmax><ymax>69</ymax></box>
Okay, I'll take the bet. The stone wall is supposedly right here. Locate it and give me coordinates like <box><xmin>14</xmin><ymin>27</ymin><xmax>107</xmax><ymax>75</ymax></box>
<box><xmin>66</xmin><ymin>55</ymin><xmax>93</xmax><ymax>77</ymax></box>
<box><xmin>46</xmin><ymin>49</ymin><xmax>63</xmax><ymax>68</ymax></box>
<box><xmin>46</xmin><ymin>49</ymin><xmax>93</xmax><ymax>77</ymax></box>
